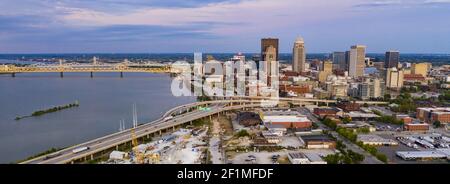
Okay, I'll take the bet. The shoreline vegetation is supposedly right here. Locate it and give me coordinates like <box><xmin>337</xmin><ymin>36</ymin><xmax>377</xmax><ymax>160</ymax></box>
<box><xmin>16</xmin><ymin>147</ymin><xmax>64</xmax><ymax>163</ymax></box>
<box><xmin>15</xmin><ymin>101</ymin><xmax>80</xmax><ymax>121</ymax></box>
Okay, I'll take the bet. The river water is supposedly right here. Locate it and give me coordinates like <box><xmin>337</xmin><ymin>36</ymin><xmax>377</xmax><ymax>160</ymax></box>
<box><xmin>0</xmin><ymin>72</ymin><xmax>196</xmax><ymax>163</ymax></box>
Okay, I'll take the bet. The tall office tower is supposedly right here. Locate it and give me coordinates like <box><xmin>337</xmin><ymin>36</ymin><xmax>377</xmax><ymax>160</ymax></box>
<box><xmin>385</xmin><ymin>50</ymin><xmax>400</xmax><ymax>68</ymax></box>
<box><xmin>332</xmin><ymin>52</ymin><xmax>346</xmax><ymax>70</ymax></box>
<box><xmin>318</xmin><ymin>60</ymin><xmax>333</xmax><ymax>82</ymax></box>
<box><xmin>386</xmin><ymin>67</ymin><xmax>404</xmax><ymax>89</ymax></box>
<box><xmin>345</xmin><ymin>51</ymin><xmax>351</xmax><ymax>71</ymax></box>
<box><xmin>261</xmin><ymin>38</ymin><xmax>279</xmax><ymax>77</ymax></box>
<box><xmin>412</xmin><ymin>62</ymin><xmax>431</xmax><ymax>77</ymax></box>
<box><xmin>261</xmin><ymin>38</ymin><xmax>279</xmax><ymax>61</ymax></box>
<box><xmin>323</xmin><ymin>60</ymin><xmax>333</xmax><ymax>73</ymax></box>
<box><xmin>357</xmin><ymin>78</ymin><xmax>384</xmax><ymax>100</ymax></box>
<box><xmin>292</xmin><ymin>37</ymin><xmax>306</xmax><ymax>73</ymax></box>
<box><xmin>369</xmin><ymin>78</ymin><xmax>383</xmax><ymax>98</ymax></box>
<box><xmin>358</xmin><ymin>82</ymin><xmax>371</xmax><ymax>100</ymax></box>
<box><xmin>348</xmin><ymin>45</ymin><xmax>366</xmax><ymax>77</ymax></box>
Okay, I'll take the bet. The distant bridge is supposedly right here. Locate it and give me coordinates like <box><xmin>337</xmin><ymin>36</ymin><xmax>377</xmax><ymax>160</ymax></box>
<box><xmin>0</xmin><ymin>60</ymin><xmax>177</xmax><ymax>77</ymax></box>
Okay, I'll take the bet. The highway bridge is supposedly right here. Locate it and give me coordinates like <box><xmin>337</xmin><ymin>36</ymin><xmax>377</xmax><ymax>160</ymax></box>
<box><xmin>21</xmin><ymin>100</ymin><xmax>260</xmax><ymax>164</ymax></box>
<box><xmin>0</xmin><ymin>60</ymin><xmax>176</xmax><ymax>77</ymax></box>
<box><xmin>21</xmin><ymin>97</ymin><xmax>389</xmax><ymax>164</ymax></box>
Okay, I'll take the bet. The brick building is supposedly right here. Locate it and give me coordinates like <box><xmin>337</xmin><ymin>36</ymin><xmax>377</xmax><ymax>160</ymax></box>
<box><xmin>337</xmin><ymin>101</ymin><xmax>360</xmax><ymax>112</ymax></box>
<box><xmin>416</xmin><ymin>107</ymin><xmax>450</xmax><ymax>124</ymax></box>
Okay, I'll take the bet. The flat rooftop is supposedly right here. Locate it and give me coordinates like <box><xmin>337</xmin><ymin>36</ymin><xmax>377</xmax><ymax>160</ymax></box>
<box><xmin>396</xmin><ymin>149</ymin><xmax>450</xmax><ymax>159</ymax></box>
<box><xmin>300</xmin><ymin>135</ymin><xmax>334</xmax><ymax>142</ymax></box>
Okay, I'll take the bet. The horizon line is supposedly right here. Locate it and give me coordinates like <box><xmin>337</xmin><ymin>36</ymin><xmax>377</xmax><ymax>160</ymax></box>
<box><xmin>1</xmin><ymin>52</ymin><xmax>450</xmax><ymax>55</ymax></box>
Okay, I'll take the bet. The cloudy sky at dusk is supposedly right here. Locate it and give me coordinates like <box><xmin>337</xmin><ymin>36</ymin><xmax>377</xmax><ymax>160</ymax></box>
<box><xmin>0</xmin><ymin>0</ymin><xmax>449</xmax><ymax>53</ymax></box>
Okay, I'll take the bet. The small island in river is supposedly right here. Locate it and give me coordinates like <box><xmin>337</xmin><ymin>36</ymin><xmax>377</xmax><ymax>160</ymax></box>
<box><xmin>15</xmin><ymin>101</ymin><xmax>80</xmax><ymax>121</ymax></box>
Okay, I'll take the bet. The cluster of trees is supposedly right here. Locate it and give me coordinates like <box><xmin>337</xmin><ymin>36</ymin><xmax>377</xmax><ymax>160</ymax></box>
<box><xmin>356</xmin><ymin>142</ymin><xmax>388</xmax><ymax>163</ymax></box>
<box><xmin>390</xmin><ymin>92</ymin><xmax>417</xmax><ymax>113</ymax></box>
<box><xmin>336</xmin><ymin>127</ymin><xmax>358</xmax><ymax>142</ymax></box>
<box><xmin>196</xmin><ymin>95</ymin><xmax>212</xmax><ymax>102</ymax></box>
<box><xmin>375</xmin><ymin>115</ymin><xmax>404</xmax><ymax>125</ymax></box>
<box><xmin>433</xmin><ymin>121</ymin><xmax>443</xmax><ymax>128</ymax></box>
<box><xmin>323</xmin><ymin>141</ymin><xmax>364</xmax><ymax>164</ymax></box>
<box><xmin>323</xmin><ymin>150</ymin><xmax>365</xmax><ymax>164</ymax></box>
<box><xmin>192</xmin><ymin>119</ymin><xmax>211</xmax><ymax>127</ymax></box>
<box><xmin>235</xmin><ymin>130</ymin><xmax>250</xmax><ymax>137</ymax></box>
<box><xmin>438</xmin><ymin>90</ymin><xmax>450</xmax><ymax>103</ymax></box>
<box><xmin>32</xmin><ymin>102</ymin><xmax>79</xmax><ymax>117</ymax></box>
<box><xmin>322</xmin><ymin>118</ymin><xmax>337</xmax><ymax>130</ymax></box>
<box><xmin>321</xmin><ymin>118</ymin><xmax>389</xmax><ymax>163</ymax></box>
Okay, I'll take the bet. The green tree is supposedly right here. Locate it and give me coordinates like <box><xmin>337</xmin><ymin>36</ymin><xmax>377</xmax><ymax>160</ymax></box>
<box><xmin>342</xmin><ymin>117</ymin><xmax>352</xmax><ymax>124</ymax></box>
<box><xmin>433</xmin><ymin>121</ymin><xmax>442</xmax><ymax>128</ymax></box>
<box><xmin>235</xmin><ymin>130</ymin><xmax>250</xmax><ymax>137</ymax></box>
<box><xmin>323</xmin><ymin>154</ymin><xmax>342</xmax><ymax>164</ymax></box>
<box><xmin>376</xmin><ymin>154</ymin><xmax>388</xmax><ymax>163</ymax></box>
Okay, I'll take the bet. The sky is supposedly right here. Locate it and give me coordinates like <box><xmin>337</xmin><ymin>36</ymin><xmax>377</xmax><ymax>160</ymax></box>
<box><xmin>0</xmin><ymin>0</ymin><xmax>449</xmax><ymax>53</ymax></box>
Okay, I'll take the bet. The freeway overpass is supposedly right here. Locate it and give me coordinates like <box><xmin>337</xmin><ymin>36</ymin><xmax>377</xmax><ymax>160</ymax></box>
<box><xmin>21</xmin><ymin>97</ymin><xmax>388</xmax><ymax>164</ymax></box>
<box><xmin>21</xmin><ymin>100</ymin><xmax>260</xmax><ymax>164</ymax></box>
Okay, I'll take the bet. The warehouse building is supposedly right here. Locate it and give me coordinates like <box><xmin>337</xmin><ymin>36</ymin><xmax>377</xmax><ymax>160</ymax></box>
<box><xmin>357</xmin><ymin>134</ymin><xmax>398</xmax><ymax>146</ymax></box>
<box><xmin>396</xmin><ymin>149</ymin><xmax>450</xmax><ymax>161</ymax></box>
<box><xmin>299</xmin><ymin>135</ymin><xmax>336</xmax><ymax>149</ymax></box>
<box><xmin>262</xmin><ymin>110</ymin><xmax>312</xmax><ymax>129</ymax></box>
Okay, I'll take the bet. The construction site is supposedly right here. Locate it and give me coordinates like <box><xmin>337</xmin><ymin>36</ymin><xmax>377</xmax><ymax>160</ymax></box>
<box><xmin>102</xmin><ymin>126</ymin><xmax>210</xmax><ymax>164</ymax></box>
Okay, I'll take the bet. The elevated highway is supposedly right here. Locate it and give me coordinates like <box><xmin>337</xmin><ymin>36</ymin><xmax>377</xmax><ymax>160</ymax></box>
<box><xmin>21</xmin><ymin>97</ymin><xmax>388</xmax><ymax>164</ymax></box>
<box><xmin>21</xmin><ymin>100</ymin><xmax>259</xmax><ymax>164</ymax></box>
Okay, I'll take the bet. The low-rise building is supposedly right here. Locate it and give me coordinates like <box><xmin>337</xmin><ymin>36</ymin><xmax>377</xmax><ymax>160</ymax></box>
<box><xmin>345</xmin><ymin>111</ymin><xmax>380</xmax><ymax>121</ymax></box>
<box><xmin>395</xmin><ymin>114</ymin><xmax>413</xmax><ymax>124</ymax></box>
<box><xmin>404</xmin><ymin>123</ymin><xmax>429</xmax><ymax>132</ymax></box>
<box><xmin>261</xmin><ymin>132</ymin><xmax>282</xmax><ymax>144</ymax></box>
<box><xmin>357</xmin><ymin>134</ymin><xmax>398</xmax><ymax>146</ymax></box>
<box><xmin>416</xmin><ymin>107</ymin><xmax>450</xmax><ymax>124</ymax></box>
<box><xmin>287</xmin><ymin>152</ymin><xmax>328</xmax><ymax>164</ymax></box>
<box><xmin>262</xmin><ymin>111</ymin><xmax>312</xmax><ymax>129</ymax></box>
<box><xmin>337</xmin><ymin>121</ymin><xmax>376</xmax><ymax>132</ymax></box>
<box><xmin>300</xmin><ymin>135</ymin><xmax>336</xmax><ymax>149</ymax></box>
<box><xmin>288</xmin><ymin>152</ymin><xmax>310</xmax><ymax>164</ymax></box>
<box><xmin>404</xmin><ymin>74</ymin><xmax>426</xmax><ymax>84</ymax></box>
<box><xmin>313</xmin><ymin>107</ymin><xmax>342</xmax><ymax>118</ymax></box>
<box><xmin>337</xmin><ymin>101</ymin><xmax>360</xmax><ymax>112</ymax></box>
<box><xmin>109</xmin><ymin>151</ymin><xmax>128</xmax><ymax>160</ymax></box>
<box><xmin>265</xmin><ymin>124</ymin><xmax>287</xmax><ymax>136</ymax></box>
<box><xmin>396</xmin><ymin>149</ymin><xmax>450</xmax><ymax>161</ymax></box>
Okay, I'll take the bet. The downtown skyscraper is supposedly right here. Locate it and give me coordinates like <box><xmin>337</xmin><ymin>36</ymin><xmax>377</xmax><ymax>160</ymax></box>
<box><xmin>292</xmin><ymin>37</ymin><xmax>306</xmax><ymax>73</ymax></box>
<box><xmin>348</xmin><ymin>45</ymin><xmax>366</xmax><ymax>77</ymax></box>
<box><xmin>385</xmin><ymin>50</ymin><xmax>400</xmax><ymax>68</ymax></box>
<box><xmin>261</xmin><ymin>38</ymin><xmax>279</xmax><ymax>77</ymax></box>
<box><xmin>332</xmin><ymin>52</ymin><xmax>346</xmax><ymax>70</ymax></box>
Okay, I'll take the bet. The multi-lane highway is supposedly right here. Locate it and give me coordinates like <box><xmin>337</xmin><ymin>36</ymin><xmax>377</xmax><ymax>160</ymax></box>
<box><xmin>297</xmin><ymin>107</ymin><xmax>384</xmax><ymax>164</ymax></box>
<box><xmin>22</xmin><ymin>97</ymin><xmax>389</xmax><ymax>164</ymax></box>
<box><xmin>22</xmin><ymin>100</ymin><xmax>260</xmax><ymax>164</ymax></box>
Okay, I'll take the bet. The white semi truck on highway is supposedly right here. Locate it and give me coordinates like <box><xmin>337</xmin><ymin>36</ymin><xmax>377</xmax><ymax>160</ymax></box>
<box><xmin>72</xmin><ymin>146</ymin><xmax>90</xmax><ymax>154</ymax></box>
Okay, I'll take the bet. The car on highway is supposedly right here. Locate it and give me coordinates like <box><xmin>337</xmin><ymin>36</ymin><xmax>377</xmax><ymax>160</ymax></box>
<box><xmin>43</xmin><ymin>153</ymin><xmax>62</xmax><ymax>160</ymax></box>
<box><xmin>163</xmin><ymin>116</ymin><xmax>174</xmax><ymax>121</ymax></box>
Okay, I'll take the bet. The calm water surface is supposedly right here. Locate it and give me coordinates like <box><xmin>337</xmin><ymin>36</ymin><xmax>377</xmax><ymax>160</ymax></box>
<box><xmin>0</xmin><ymin>72</ymin><xmax>196</xmax><ymax>163</ymax></box>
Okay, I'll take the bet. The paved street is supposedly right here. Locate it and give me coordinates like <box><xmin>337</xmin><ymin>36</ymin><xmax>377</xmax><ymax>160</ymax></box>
<box><xmin>298</xmin><ymin>107</ymin><xmax>384</xmax><ymax>164</ymax></box>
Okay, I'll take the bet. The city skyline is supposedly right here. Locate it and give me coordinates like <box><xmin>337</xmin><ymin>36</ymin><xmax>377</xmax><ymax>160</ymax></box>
<box><xmin>0</xmin><ymin>0</ymin><xmax>450</xmax><ymax>53</ymax></box>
